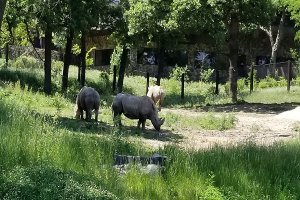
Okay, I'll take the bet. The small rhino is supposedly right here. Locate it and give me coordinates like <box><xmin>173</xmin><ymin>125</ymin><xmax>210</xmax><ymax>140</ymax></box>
<box><xmin>147</xmin><ymin>85</ymin><xmax>165</xmax><ymax>111</ymax></box>
<box><xmin>112</xmin><ymin>93</ymin><xmax>165</xmax><ymax>131</ymax></box>
<box><xmin>75</xmin><ymin>86</ymin><xmax>100</xmax><ymax>121</ymax></box>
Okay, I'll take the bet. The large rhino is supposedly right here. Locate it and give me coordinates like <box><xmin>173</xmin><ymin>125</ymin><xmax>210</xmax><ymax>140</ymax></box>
<box><xmin>75</xmin><ymin>86</ymin><xmax>100</xmax><ymax>121</ymax></box>
<box><xmin>112</xmin><ymin>93</ymin><xmax>165</xmax><ymax>131</ymax></box>
<box><xmin>147</xmin><ymin>85</ymin><xmax>165</xmax><ymax>111</ymax></box>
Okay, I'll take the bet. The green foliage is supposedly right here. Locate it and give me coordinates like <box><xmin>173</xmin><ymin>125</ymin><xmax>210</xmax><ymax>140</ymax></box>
<box><xmin>86</xmin><ymin>46</ymin><xmax>96</xmax><ymax>68</ymax></box>
<box><xmin>237</xmin><ymin>78</ymin><xmax>247</xmax><ymax>92</ymax></box>
<box><xmin>286</xmin><ymin>0</ymin><xmax>300</xmax><ymax>40</ymax></box>
<box><xmin>72</xmin><ymin>43</ymin><xmax>81</xmax><ymax>56</ymax></box>
<box><xmin>200</xmin><ymin>68</ymin><xmax>215</xmax><ymax>83</ymax></box>
<box><xmin>12</xmin><ymin>56</ymin><xmax>42</xmax><ymax>69</ymax></box>
<box><xmin>110</xmin><ymin>45</ymin><xmax>123</xmax><ymax>72</ymax></box>
<box><xmin>98</xmin><ymin>71</ymin><xmax>111</xmax><ymax>95</ymax></box>
<box><xmin>169</xmin><ymin>65</ymin><xmax>189</xmax><ymax>82</ymax></box>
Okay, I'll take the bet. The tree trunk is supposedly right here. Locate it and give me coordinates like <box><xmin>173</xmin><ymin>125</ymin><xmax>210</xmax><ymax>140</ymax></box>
<box><xmin>62</xmin><ymin>28</ymin><xmax>74</xmax><ymax>92</ymax></box>
<box><xmin>117</xmin><ymin>46</ymin><xmax>129</xmax><ymax>93</ymax></box>
<box><xmin>259</xmin><ymin>10</ymin><xmax>286</xmax><ymax>76</ymax></box>
<box><xmin>227</xmin><ymin>15</ymin><xmax>239</xmax><ymax>103</ymax></box>
<box><xmin>156</xmin><ymin>43</ymin><xmax>165</xmax><ymax>86</ymax></box>
<box><xmin>0</xmin><ymin>0</ymin><xmax>7</xmax><ymax>30</ymax></box>
<box><xmin>44</xmin><ymin>25</ymin><xmax>52</xmax><ymax>95</ymax></box>
<box><xmin>80</xmin><ymin>31</ymin><xmax>86</xmax><ymax>87</ymax></box>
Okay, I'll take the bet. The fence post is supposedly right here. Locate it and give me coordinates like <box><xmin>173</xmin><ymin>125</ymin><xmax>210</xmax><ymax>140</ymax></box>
<box><xmin>5</xmin><ymin>43</ymin><xmax>9</xmax><ymax>66</ymax></box>
<box><xmin>250</xmin><ymin>64</ymin><xmax>254</xmax><ymax>93</ymax></box>
<box><xmin>146</xmin><ymin>72</ymin><xmax>150</xmax><ymax>95</ymax></box>
<box><xmin>287</xmin><ymin>60</ymin><xmax>291</xmax><ymax>92</ymax></box>
<box><xmin>181</xmin><ymin>73</ymin><xmax>184</xmax><ymax>99</ymax></box>
<box><xmin>112</xmin><ymin>65</ymin><xmax>117</xmax><ymax>94</ymax></box>
<box><xmin>215</xmin><ymin>69</ymin><xmax>219</xmax><ymax>94</ymax></box>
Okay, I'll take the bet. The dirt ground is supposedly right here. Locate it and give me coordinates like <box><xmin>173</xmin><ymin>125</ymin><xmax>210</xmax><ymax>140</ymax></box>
<box><xmin>140</xmin><ymin>104</ymin><xmax>300</xmax><ymax>150</ymax></box>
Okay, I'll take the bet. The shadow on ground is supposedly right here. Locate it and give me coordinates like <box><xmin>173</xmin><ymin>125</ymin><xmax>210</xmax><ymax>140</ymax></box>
<box><xmin>56</xmin><ymin>117</ymin><xmax>183</xmax><ymax>143</ymax></box>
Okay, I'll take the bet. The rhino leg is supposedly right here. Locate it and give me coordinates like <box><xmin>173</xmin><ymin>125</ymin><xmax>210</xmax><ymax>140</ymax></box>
<box><xmin>86</xmin><ymin>109</ymin><xmax>92</xmax><ymax>121</ymax></box>
<box><xmin>78</xmin><ymin>106</ymin><xmax>84</xmax><ymax>120</ymax></box>
<box><xmin>113</xmin><ymin>112</ymin><xmax>122</xmax><ymax>126</ymax></box>
<box><xmin>94</xmin><ymin>109</ymin><xmax>99</xmax><ymax>122</ymax></box>
<box><xmin>137</xmin><ymin>119</ymin><xmax>146</xmax><ymax>130</ymax></box>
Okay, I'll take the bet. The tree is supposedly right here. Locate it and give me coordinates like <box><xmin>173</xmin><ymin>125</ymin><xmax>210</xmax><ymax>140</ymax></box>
<box><xmin>126</xmin><ymin>0</ymin><xmax>179</xmax><ymax>85</ymax></box>
<box><xmin>285</xmin><ymin>0</ymin><xmax>300</xmax><ymax>41</ymax></box>
<box><xmin>207</xmin><ymin>0</ymin><xmax>272</xmax><ymax>103</ymax></box>
<box><xmin>108</xmin><ymin>0</ymin><xmax>131</xmax><ymax>93</ymax></box>
<box><xmin>259</xmin><ymin>0</ymin><xmax>287</xmax><ymax>66</ymax></box>
<box><xmin>0</xmin><ymin>0</ymin><xmax>7</xmax><ymax>30</ymax></box>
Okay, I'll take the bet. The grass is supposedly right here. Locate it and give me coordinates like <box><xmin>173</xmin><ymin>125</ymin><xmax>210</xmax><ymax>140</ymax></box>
<box><xmin>244</xmin><ymin>87</ymin><xmax>300</xmax><ymax>104</ymax></box>
<box><xmin>2</xmin><ymin>63</ymin><xmax>300</xmax><ymax>199</ymax></box>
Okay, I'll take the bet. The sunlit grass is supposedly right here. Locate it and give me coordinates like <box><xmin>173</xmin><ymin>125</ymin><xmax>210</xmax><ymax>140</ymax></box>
<box><xmin>3</xmin><ymin>65</ymin><xmax>300</xmax><ymax>199</ymax></box>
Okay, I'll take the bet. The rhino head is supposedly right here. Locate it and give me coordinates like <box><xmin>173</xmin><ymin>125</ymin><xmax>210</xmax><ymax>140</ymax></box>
<box><xmin>152</xmin><ymin>117</ymin><xmax>165</xmax><ymax>131</ymax></box>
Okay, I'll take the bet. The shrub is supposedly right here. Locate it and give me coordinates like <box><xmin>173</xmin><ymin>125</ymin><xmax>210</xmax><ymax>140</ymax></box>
<box><xmin>12</xmin><ymin>56</ymin><xmax>42</xmax><ymax>69</ymax></box>
<box><xmin>200</xmin><ymin>68</ymin><xmax>215</xmax><ymax>83</ymax></box>
<box><xmin>170</xmin><ymin>65</ymin><xmax>189</xmax><ymax>82</ymax></box>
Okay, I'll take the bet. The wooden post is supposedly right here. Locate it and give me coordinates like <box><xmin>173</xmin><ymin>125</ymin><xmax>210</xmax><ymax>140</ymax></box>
<box><xmin>146</xmin><ymin>72</ymin><xmax>150</xmax><ymax>95</ymax></box>
<box><xmin>215</xmin><ymin>69</ymin><xmax>219</xmax><ymax>94</ymax></box>
<box><xmin>112</xmin><ymin>65</ymin><xmax>117</xmax><ymax>93</ymax></box>
<box><xmin>287</xmin><ymin>60</ymin><xmax>291</xmax><ymax>92</ymax></box>
<box><xmin>250</xmin><ymin>64</ymin><xmax>254</xmax><ymax>93</ymax></box>
<box><xmin>5</xmin><ymin>43</ymin><xmax>9</xmax><ymax>66</ymax></box>
<box><xmin>181</xmin><ymin>73</ymin><xmax>184</xmax><ymax>99</ymax></box>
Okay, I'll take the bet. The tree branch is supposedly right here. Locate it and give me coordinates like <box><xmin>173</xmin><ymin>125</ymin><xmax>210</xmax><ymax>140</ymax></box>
<box><xmin>24</xmin><ymin>20</ymin><xmax>45</xmax><ymax>63</ymax></box>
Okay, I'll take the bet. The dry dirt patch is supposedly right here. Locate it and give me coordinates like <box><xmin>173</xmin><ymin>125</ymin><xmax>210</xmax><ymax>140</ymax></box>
<box><xmin>141</xmin><ymin>106</ymin><xmax>300</xmax><ymax>150</ymax></box>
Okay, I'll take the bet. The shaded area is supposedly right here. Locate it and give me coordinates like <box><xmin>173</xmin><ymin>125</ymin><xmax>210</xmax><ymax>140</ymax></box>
<box><xmin>56</xmin><ymin>116</ymin><xmax>183</xmax><ymax>143</ymax></box>
<box><xmin>0</xmin><ymin>165</ymin><xmax>118</xmax><ymax>200</ymax></box>
<box><xmin>200</xmin><ymin>102</ymin><xmax>300</xmax><ymax>114</ymax></box>
<box><xmin>56</xmin><ymin>116</ymin><xmax>112</xmax><ymax>134</ymax></box>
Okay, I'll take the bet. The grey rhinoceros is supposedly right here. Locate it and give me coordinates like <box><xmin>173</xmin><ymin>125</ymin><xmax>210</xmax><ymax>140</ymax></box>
<box><xmin>112</xmin><ymin>93</ymin><xmax>165</xmax><ymax>131</ymax></box>
<box><xmin>75</xmin><ymin>86</ymin><xmax>100</xmax><ymax>121</ymax></box>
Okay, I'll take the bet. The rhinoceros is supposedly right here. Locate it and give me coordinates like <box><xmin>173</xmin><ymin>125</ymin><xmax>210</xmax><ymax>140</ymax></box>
<box><xmin>112</xmin><ymin>93</ymin><xmax>165</xmax><ymax>131</ymax></box>
<box><xmin>75</xmin><ymin>86</ymin><xmax>100</xmax><ymax>121</ymax></box>
<box><xmin>147</xmin><ymin>85</ymin><xmax>165</xmax><ymax>111</ymax></box>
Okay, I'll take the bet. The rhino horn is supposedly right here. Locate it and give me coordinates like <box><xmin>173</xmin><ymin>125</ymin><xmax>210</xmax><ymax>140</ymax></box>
<box><xmin>159</xmin><ymin>118</ymin><xmax>165</xmax><ymax>125</ymax></box>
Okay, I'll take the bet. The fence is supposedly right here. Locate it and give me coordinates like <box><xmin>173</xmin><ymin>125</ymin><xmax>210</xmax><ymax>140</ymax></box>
<box><xmin>0</xmin><ymin>44</ymin><xmax>62</xmax><ymax>62</ymax></box>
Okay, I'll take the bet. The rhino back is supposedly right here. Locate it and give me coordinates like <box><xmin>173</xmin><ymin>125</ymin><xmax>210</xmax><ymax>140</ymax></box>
<box><xmin>78</xmin><ymin>87</ymin><xmax>100</xmax><ymax>110</ymax></box>
<box><xmin>121</xmin><ymin>95</ymin><xmax>156</xmax><ymax>119</ymax></box>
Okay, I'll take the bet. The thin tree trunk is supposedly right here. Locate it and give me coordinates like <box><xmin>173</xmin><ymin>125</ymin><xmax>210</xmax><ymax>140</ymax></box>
<box><xmin>62</xmin><ymin>28</ymin><xmax>74</xmax><ymax>92</ymax></box>
<box><xmin>259</xmin><ymin>10</ymin><xmax>286</xmax><ymax>76</ymax></box>
<box><xmin>44</xmin><ymin>25</ymin><xmax>52</xmax><ymax>95</ymax></box>
<box><xmin>80</xmin><ymin>31</ymin><xmax>86</xmax><ymax>87</ymax></box>
<box><xmin>227</xmin><ymin>15</ymin><xmax>239</xmax><ymax>103</ymax></box>
<box><xmin>117</xmin><ymin>46</ymin><xmax>129</xmax><ymax>93</ymax></box>
<box><xmin>0</xmin><ymin>0</ymin><xmax>7</xmax><ymax>30</ymax></box>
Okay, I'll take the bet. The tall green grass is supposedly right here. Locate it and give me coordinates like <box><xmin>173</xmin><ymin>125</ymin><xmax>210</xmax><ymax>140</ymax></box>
<box><xmin>3</xmin><ymin>64</ymin><xmax>300</xmax><ymax>199</ymax></box>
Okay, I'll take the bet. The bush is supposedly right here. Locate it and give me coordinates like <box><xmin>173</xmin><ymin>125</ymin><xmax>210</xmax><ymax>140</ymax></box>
<box><xmin>170</xmin><ymin>65</ymin><xmax>189</xmax><ymax>82</ymax></box>
<box><xmin>12</xmin><ymin>56</ymin><xmax>42</xmax><ymax>69</ymax></box>
<box><xmin>200</xmin><ymin>68</ymin><xmax>215</xmax><ymax>83</ymax></box>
